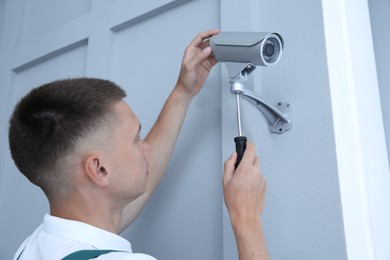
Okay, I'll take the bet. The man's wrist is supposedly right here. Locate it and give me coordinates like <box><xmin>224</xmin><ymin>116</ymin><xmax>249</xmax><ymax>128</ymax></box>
<box><xmin>172</xmin><ymin>83</ymin><xmax>195</xmax><ymax>106</ymax></box>
<box><xmin>231</xmin><ymin>213</ymin><xmax>262</xmax><ymax>235</ymax></box>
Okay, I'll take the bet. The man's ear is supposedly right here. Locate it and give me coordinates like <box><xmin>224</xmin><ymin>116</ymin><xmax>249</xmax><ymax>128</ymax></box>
<box><xmin>84</xmin><ymin>154</ymin><xmax>110</xmax><ymax>186</ymax></box>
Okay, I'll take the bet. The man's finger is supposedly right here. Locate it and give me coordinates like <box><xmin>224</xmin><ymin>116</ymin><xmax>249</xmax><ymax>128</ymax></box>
<box><xmin>187</xmin><ymin>47</ymin><xmax>212</xmax><ymax>71</ymax></box>
<box><xmin>240</xmin><ymin>141</ymin><xmax>257</xmax><ymax>165</ymax></box>
<box><xmin>254</xmin><ymin>155</ymin><xmax>260</xmax><ymax>168</ymax></box>
<box><xmin>189</xmin><ymin>29</ymin><xmax>220</xmax><ymax>48</ymax></box>
<box><xmin>223</xmin><ymin>152</ymin><xmax>237</xmax><ymax>185</ymax></box>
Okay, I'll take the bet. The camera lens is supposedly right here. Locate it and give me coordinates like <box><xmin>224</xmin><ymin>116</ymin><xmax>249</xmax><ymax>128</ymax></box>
<box><xmin>264</xmin><ymin>43</ymin><xmax>275</xmax><ymax>57</ymax></box>
<box><xmin>261</xmin><ymin>35</ymin><xmax>281</xmax><ymax>65</ymax></box>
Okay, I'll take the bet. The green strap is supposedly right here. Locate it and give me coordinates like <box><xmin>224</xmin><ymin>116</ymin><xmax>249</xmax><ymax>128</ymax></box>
<box><xmin>16</xmin><ymin>248</ymin><xmax>25</xmax><ymax>260</ymax></box>
<box><xmin>62</xmin><ymin>249</ymin><xmax>124</xmax><ymax>260</ymax></box>
<box><xmin>17</xmin><ymin>248</ymin><xmax>123</xmax><ymax>260</ymax></box>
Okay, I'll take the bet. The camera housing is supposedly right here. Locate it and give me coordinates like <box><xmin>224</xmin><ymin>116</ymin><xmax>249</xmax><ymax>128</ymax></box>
<box><xmin>209</xmin><ymin>31</ymin><xmax>292</xmax><ymax>134</ymax></box>
<box><xmin>209</xmin><ymin>32</ymin><xmax>284</xmax><ymax>67</ymax></box>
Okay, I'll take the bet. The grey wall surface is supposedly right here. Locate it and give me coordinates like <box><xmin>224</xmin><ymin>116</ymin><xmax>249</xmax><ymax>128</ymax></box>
<box><xmin>0</xmin><ymin>1</ymin><xmax>221</xmax><ymax>260</ymax></box>
<box><xmin>3</xmin><ymin>0</ymin><xmax>385</xmax><ymax>259</ymax></box>
<box><xmin>221</xmin><ymin>0</ymin><xmax>347</xmax><ymax>259</ymax></box>
<box><xmin>0</xmin><ymin>0</ymin><xmax>6</xmax><ymax>191</ymax></box>
<box><xmin>114</xmin><ymin>1</ymin><xmax>223</xmax><ymax>259</ymax></box>
<box><xmin>0</xmin><ymin>1</ymin><xmax>5</xmax><ymax>39</ymax></box>
<box><xmin>369</xmin><ymin>0</ymin><xmax>390</xmax><ymax>166</ymax></box>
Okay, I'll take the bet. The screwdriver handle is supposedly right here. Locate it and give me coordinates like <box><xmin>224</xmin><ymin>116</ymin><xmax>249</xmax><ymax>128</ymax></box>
<box><xmin>234</xmin><ymin>136</ymin><xmax>247</xmax><ymax>169</ymax></box>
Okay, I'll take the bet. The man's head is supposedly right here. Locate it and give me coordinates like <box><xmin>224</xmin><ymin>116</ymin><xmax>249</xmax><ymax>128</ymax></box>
<box><xmin>8</xmin><ymin>78</ymin><xmax>148</xmax><ymax>203</ymax></box>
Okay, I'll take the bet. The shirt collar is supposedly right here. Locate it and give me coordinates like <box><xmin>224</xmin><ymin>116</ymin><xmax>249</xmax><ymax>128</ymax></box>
<box><xmin>43</xmin><ymin>213</ymin><xmax>133</xmax><ymax>252</ymax></box>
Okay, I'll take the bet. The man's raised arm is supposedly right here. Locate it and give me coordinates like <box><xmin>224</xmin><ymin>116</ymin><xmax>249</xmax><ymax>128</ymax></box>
<box><xmin>119</xmin><ymin>29</ymin><xmax>220</xmax><ymax>231</ymax></box>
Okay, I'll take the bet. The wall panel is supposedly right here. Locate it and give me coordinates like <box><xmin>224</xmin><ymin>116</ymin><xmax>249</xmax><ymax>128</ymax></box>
<box><xmin>221</xmin><ymin>0</ymin><xmax>347</xmax><ymax>259</ymax></box>
<box><xmin>21</xmin><ymin>0</ymin><xmax>91</xmax><ymax>42</ymax></box>
<box><xmin>0</xmin><ymin>42</ymin><xmax>87</xmax><ymax>259</ymax></box>
<box><xmin>110</xmin><ymin>1</ymin><xmax>222</xmax><ymax>258</ymax></box>
<box><xmin>0</xmin><ymin>0</ymin><xmax>222</xmax><ymax>259</ymax></box>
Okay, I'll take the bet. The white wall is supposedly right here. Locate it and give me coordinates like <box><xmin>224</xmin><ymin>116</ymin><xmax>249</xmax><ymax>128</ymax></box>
<box><xmin>323</xmin><ymin>0</ymin><xmax>390</xmax><ymax>258</ymax></box>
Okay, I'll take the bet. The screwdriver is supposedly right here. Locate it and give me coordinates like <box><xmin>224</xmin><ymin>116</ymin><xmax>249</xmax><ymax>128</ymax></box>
<box><xmin>234</xmin><ymin>93</ymin><xmax>247</xmax><ymax>169</ymax></box>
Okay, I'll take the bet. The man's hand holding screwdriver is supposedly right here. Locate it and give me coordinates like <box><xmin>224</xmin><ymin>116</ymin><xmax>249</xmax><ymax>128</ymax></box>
<box><xmin>223</xmin><ymin>141</ymin><xmax>269</xmax><ymax>260</ymax></box>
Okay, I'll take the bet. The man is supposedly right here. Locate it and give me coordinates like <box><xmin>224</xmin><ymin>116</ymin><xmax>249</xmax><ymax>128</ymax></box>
<box><xmin>9</xmin><ymin>30</ymin><xmax>268</xmax><ymax>260</ymax></box>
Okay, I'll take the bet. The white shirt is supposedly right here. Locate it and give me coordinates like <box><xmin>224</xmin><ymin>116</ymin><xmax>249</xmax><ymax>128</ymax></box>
<box><xmin>14</xmin><ymin>214</ymin><xmax>157</xmax><ymax>260</ymax></box>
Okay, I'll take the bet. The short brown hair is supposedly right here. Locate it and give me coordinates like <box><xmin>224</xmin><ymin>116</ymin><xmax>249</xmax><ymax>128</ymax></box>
<box><xmin>8</xmin><ymin>78</ymin><xmax>126</xmax><ymax>196</ymax></box>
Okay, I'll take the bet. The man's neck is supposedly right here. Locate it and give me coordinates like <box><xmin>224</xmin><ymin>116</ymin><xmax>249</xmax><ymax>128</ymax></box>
<box><xmin>49</xmin><ymin>195</ymin><xmax>124</xmax><ymax>234</ymax></box>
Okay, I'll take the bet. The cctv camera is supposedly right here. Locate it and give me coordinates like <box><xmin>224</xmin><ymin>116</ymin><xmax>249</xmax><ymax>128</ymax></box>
<box><xmin>209</xmin><ymin>32</ymin><xmax>284</xmax><ymax>67</ymax></box>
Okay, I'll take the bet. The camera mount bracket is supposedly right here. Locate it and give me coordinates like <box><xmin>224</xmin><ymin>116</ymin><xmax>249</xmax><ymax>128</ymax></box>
<box><xmin>226</xmin><ymin>62</ymin><xmax>293</xmax><ymax>134</ymax></box>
